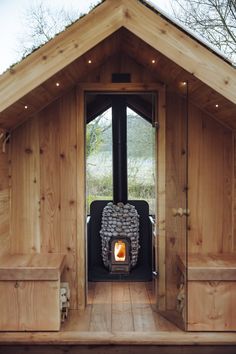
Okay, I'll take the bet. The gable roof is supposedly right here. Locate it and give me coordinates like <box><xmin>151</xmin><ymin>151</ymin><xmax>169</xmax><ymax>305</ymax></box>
<box><xmin>0</xmin><ymin>0</ymin><xmax>235</xmax><ymax>129</ymax></box>
<box><xmin>145</xmin><ymin>0</ymin><xmax>235</xmax><ymax>66</ymax></box>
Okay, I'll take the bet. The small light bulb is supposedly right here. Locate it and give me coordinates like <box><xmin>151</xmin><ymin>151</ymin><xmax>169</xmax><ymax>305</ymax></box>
<box><xmin>182</xmin><ymin>81</ymin><xmax>187</xmax><ymax>86</ymax></box>
<box><xmin>151</xmin><ymin>59</ymin><xmax>156</xmax><ymax>64</ymax></box>
<box><xmin>56</xmin><ymin>82</ymin><xmax>60</xmax><ymax>87</ymax></box>
<box><xmin>88</xmin><ymin>59</ymin><xmax>92</xmax><ymax>64</ymax></box>
<box><xmin>215</xmin><ymin>104</ymin><xmax>219</xmax><ymax>108</ymax></box>
<box><xmin>24</xmin><ymin>105</ymin><xmax>28</xmax><ymax>109</ymax></box>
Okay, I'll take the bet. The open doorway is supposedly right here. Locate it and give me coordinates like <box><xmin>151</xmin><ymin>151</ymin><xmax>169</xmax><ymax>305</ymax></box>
<box><xmin>85</xmin><ymin>93</ymin><xmax>156</xmax><ymax>281</ymax></box>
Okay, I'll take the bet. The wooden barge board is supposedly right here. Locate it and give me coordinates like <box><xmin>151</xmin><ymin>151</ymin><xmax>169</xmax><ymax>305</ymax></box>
<box><xmin>0</xmin><ymin>331</ymin><xmax>236</xmax><ymax>346</ymax></box>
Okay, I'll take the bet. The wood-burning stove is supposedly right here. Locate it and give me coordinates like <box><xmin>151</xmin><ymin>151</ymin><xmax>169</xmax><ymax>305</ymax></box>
<box><xmin>109</xmin><ymin>237</ymin><xmax>131</xmax><ymax>274</ymax></box>
<box><xmin>88</xmin><ymin>200</ymin><xmax>152</xmax><ymax>281</ymax></box>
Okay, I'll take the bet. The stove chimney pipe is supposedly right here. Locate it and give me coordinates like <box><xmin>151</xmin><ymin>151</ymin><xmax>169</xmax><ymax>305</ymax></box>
<box><xmin>112</xmin><ymin>96</ymin><xmax>127</xmax><ymax>204</ymax></box>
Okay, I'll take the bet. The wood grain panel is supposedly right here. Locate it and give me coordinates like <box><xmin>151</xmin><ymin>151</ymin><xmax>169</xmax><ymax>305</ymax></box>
<box><xmin>0</xmin><ymin>145</ymin><xmax>10</xmax><ymax>257</ymax></box>
<box><xmin>111</xmin><ymin>282</ymin><xmax>134</xmax><ymax>331</ymax></box>
<box><xmin>0</xmin><ymin>146</ymin><xmax>9</xmax><ymax>191</ymax></box>
<box><xmin>234</xmin><ymin>135</ymin><xmax>236</xmax><ymax>252</ymax></box>
<box><xmin>76</xmin><ymin>88</ymin><xmax>86</xmax><ymax>310</ymax></box>
<box><xmin>60</xmin><ymin>282</ymin><xmax>181</xmax><ymax>333</ymax></box>
<box><xmin>188</xmin><ymin>104</ymin><xmax>233</xmax><ymax>254</ymax></box>
<box><xmin>0</xmin><ymin>253</ymin><xmax>65</xmax><ymax>281</ymax></box>
<box><xmin>38</xmin><ymin>90</ymin><xmax>78</xmax><ymax>309</ymax></box>
<box><xmin>0</xmin><ymin>330</ymin><xmax>236</xmax><ymax>346</ymax></box>
<box><xmin>157</xmin><ymin>87</ymin><xmax>166</xmax><ymax>311</ymax></box>
<box><xmin>89</xmin><ymin>282</ymin><xmax>112</xmax><ymax>331</ymax></box>
<box><xmin>39</xmin><ymin>102</ymin><xmax>60</xmax><ymax>253</ymax></box>
<box><xmin>0</xmin><ymin>281</ymin><xmax>19</xmax><ymax>330</ymax></box>
<box><xmin>82</xmin><ymin>53</ymin><xmax>156</xmax><ymax>84</ymax></box>
<box><xmin>11</xmin><ymin>117</ymin><xmax>40</xmax><ymax>254</ymax></box>
<box><xmin>61</xmin><ymin>283</ymin><xmax>95</xmax><ymax>332</ymax></box>
<box><xmin>10</xmin><ymin>89</ymin><xmax>79</xmax><ymax>308</ymax></box>
<box><xmin>188</xmin><ymin>281</ymin><xmax>236</xmax><ymax>331</ymax></box>
<box><xmin>0</xmin><ymin>280</ymin><xmax>60</xmax><ymax>331</ymax></box>
<box><xmin>177</xmin><ymin>253</ymin><xmax>236</xmax><ymax>281</ymax></box>
<box><xmin>59</xmin><ymin>90</ymin><xmax>78</xmax><ymax>309</ymax></box>
<box><xmin>130</xmin><ymin>282</ymin><xmax>156</xmax><ymax>331</ymax></box>
<box><xmin>0</xmin><ymin>189</ymin><xmax>10</xmax><ymax>257</ymax></box>
<box><xmin>18</xmin><ymin>280</ymin><xmax>60</xmax><ymax>331</ymax></box>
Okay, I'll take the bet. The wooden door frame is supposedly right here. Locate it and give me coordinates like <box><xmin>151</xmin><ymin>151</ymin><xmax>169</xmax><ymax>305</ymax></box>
<box><xmin>76</xmin><ymin>83</ymin><xmax>166</xmax><ymax>310</ymax></box>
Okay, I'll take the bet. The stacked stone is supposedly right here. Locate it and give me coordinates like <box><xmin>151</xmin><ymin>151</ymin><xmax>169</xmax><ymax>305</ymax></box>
<box><xmin>100</xmin><ymin>202</ymin><xmax>140</xmax><ymax>268</ymax></box>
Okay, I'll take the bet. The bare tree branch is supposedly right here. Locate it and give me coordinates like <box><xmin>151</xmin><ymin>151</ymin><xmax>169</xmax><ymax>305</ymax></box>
<box><xmin>16</xmin><ymin>1</ymin><xmax>83</xmax><ymax>58</ymax></box>
<box><xmin>170</xmin><ymin>0</ymin><xmax>236</xmax><ymax>64</ymax></box>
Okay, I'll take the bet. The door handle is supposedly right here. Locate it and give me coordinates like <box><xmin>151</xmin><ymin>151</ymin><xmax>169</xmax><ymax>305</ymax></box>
<box><xmin>172</xmin><ymin>208</ymin><xmax>190</xmax><ymax>217</ymax></box>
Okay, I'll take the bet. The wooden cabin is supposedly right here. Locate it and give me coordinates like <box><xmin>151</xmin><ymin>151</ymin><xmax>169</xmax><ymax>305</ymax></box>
<box><xmin>0</xmin><ymin>0</ymin><xmax>236</xmax><ymax>352</ymax></box>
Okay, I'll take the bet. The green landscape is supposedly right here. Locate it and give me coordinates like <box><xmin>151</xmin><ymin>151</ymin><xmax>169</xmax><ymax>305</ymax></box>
<box><xmin>86</xmin><ymin>108</ymin><xmax>156</xmax><ymax>215</ymax></box>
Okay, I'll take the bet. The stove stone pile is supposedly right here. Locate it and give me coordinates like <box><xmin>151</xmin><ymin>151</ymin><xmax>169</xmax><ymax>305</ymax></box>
<box><xmin>100</xmin><ymin>202</ymin><xmax>140</xmax><ymax>273</ymax></box>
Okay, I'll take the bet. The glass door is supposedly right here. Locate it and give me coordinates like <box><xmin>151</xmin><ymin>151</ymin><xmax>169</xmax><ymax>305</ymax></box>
<box><xmin>157</xmin><ymin>86</ymin><xmax>188</xmax><ymax>330</ymax></box>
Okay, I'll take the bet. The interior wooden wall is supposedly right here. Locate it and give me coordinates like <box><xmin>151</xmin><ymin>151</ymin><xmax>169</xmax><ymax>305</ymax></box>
<box><xmin>39</xmin><ymin>90</ymin><xmax>78</xmax><ymax>308</ymax></box>
<box><xmin>10</xmin><ymin>89</ymin><xmax>79</xmax><ymax>309</ymax></box>
<box><xmin>0</xmin><ymin>145</ymin><xmax>10</xmax><ymax>257</ymax></box>
<box><xmin>11</xmin><ymin>117</ymin><xmax>40</xmax><ymax>254</ymax></box>
<box><xmin>234</xmin><ymin>135</ymin><xmax>236</xmax><ymax>252</ymax></box>
<box><xmin>188</xmin><ymin>104</ymin><xmax>234</xmax><ymax>254</ymax></box>
<box><xmin>165</xmin><ymin>87</ymin><xmax>235</xmax><ymax>316</ymax></box>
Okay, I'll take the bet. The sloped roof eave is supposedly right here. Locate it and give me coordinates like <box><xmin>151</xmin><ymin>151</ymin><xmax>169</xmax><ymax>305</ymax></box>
<box><xmin>140</xmin><ymin>0</ymin><xmax>235</xmax><ymax>67</ymax></box>
<box><xmin>0</xmin><ymin>0</ymin><xmax>235</xmax><ymax>117</ymax></box>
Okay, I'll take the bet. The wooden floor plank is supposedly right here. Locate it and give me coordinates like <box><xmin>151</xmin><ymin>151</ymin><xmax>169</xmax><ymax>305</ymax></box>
<box><xmin>62</xmin><ymin>281</ymin><xmax>178</xmax><ymax>332</ymax></box>
<box><xmin>145</xmin><ymin>282</ymin><xmax>181</xmax><ymax>331</ymax></box>
<box><xmin>89</xmin><ymin>282</ymin><xmax>112</xmax><ymax>331</ymax></box>
<box><xmin>111</xmin><ymin>282</ymin><xmax>134</xmax><ymax>331</ymax></box>
<box><xmin>130</xmin><ymin>282</ymin><xmax>156</xmax><ymax>331</ymax></box>
<box><xmin>87</xmin><ymin>282</ymin><xmax>96</xmax><ymax>305</ymax></box>
<box><xmin>61</xmin><ymin>283</ymin><xmax>96</xmax><ymax>331</ymax></box>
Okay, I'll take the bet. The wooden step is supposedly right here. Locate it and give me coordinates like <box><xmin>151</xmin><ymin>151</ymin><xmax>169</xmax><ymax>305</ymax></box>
<box><xmin>0</xmin><ymin>253</ymin><xmax>66</xmax><ymax>280</ymax></box>
<box><xmin>177</xmin><ymin>253</ymin><xmax>236</xmax><ymax>280</ymax></box>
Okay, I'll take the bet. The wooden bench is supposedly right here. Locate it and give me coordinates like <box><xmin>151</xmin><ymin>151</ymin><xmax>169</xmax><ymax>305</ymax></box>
<box><xmin>0</xmin><ymin>253</ymin><xmax>66</xmax><ymax>331</ymax></box>
<box><xmin>177</xmin><ymin>253</ymin><xmax>236</xmax><ymax>331</ymax></box>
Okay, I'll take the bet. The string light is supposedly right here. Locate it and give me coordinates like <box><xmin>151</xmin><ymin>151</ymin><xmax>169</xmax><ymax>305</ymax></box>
<box><xmin>88</xmin><ymin>59</ymin><xmax>92</xmax><ymax>64</ymax></box>
<box><xmin>24</xmin><ymin>105</ymin><xmax>28</xmax><ymax>109</ymax></box>
<box><xmin>56</xmin><ymin>82</ymin><xmax>60</xmax><ymax>87</ymax></box>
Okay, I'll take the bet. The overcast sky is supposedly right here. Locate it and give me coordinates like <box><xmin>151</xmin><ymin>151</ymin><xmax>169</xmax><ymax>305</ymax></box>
<box><xmin>0</xmin><ymin>0</ymin><xmax>172</xmax><ymax>74</ymax></box>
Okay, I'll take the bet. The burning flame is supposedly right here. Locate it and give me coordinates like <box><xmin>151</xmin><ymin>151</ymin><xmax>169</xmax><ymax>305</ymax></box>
<box><xmin>114</xmin><ymin>240</ymin><xmax>126</xmax><ymax>261</ymax></box>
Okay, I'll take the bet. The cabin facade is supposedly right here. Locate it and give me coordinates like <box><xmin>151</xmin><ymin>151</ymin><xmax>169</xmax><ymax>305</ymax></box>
<box><xmin>0</xmin><ymin>0</ymin><xmax>236</xmax><ymax>353</ymax></box>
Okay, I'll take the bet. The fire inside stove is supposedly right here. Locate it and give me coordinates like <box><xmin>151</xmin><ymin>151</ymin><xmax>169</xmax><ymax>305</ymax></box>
<box><xmin>100</xmin><ymin>202</ymin><xmax>140</xmax><ymax>275</ymax></box>
<box><xmin>110</xmin><ymin>237</ymin><xmax>130</xmax><ymax>274</ymax></box>
<box><xmin>114</xmin><ymin>240</ymin><xmax>126</xmax><ymax>261</ymax></box>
